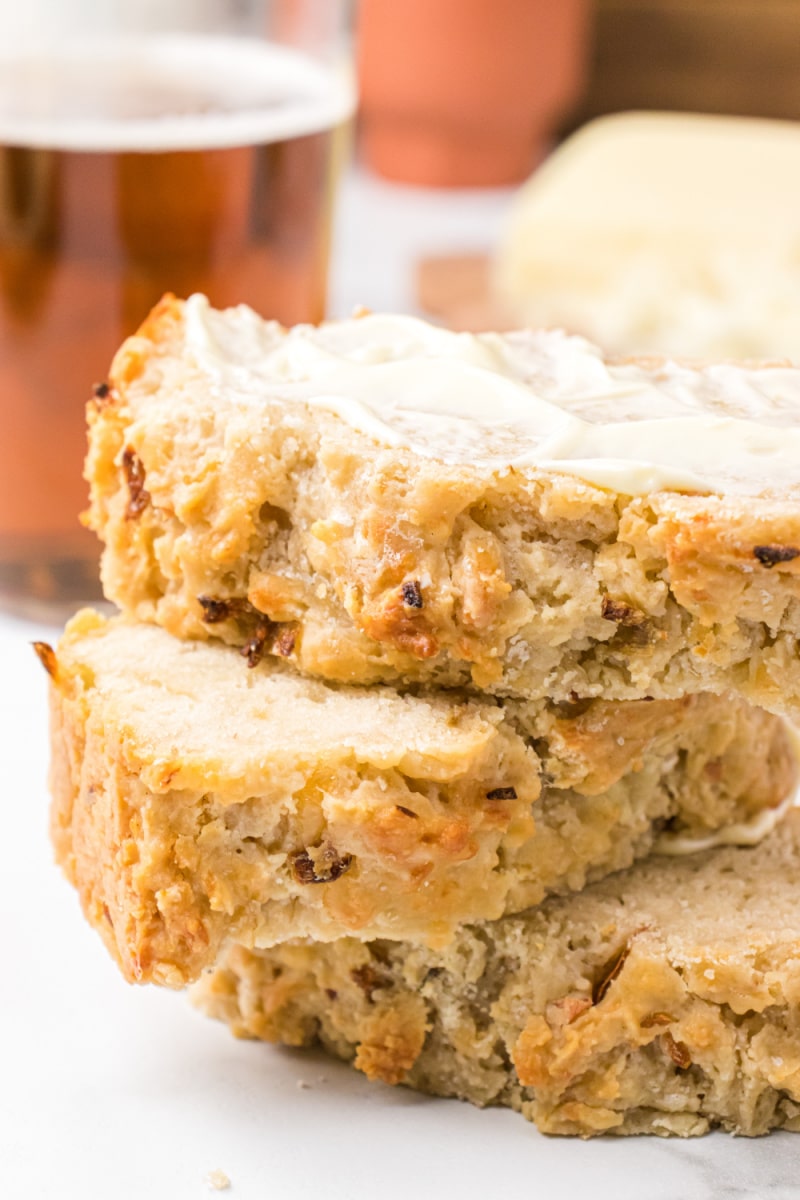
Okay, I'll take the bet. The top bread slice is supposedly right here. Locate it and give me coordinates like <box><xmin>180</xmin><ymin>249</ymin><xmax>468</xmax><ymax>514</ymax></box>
<box><xmin>86</xmin><ymin>295</ymin><xmax>800</xmax><ymax>715</ymax></box>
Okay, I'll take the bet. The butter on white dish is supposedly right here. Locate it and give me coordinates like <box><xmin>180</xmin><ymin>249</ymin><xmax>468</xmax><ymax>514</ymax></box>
<box><xmin>494</xmin><ymin>112</ymin><xmax>800</xmax><ymax>361</ymax></box>
<box><xmin>184</xmin><ymin>294</ymin><xmax>800</xmax><ymax>498</ymax></box>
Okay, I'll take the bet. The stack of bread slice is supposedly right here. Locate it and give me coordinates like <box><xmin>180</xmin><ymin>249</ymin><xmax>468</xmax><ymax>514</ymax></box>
<box><xmin>43</xmin><ymin>294</ymin><xmax>800</xmax><ymax>1137</ymax></box>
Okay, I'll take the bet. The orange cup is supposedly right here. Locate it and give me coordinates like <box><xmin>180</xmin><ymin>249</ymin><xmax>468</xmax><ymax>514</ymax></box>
<box><xmin>357</xmin><ymin>0</ymin><xmax>591</xmax><ymax>187</ymax></box>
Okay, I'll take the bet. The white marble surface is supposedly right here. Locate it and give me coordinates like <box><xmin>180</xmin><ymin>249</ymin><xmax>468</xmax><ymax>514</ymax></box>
<box><xmin>2</xmin><ymin>170</ymin><xmax>798</xmax><ymax>1199</ymax></box>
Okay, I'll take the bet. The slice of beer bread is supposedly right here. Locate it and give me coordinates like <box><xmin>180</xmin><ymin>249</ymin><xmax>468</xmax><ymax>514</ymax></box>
<box><xmin>85</xmin><ymin>295</ymin><xmax>800</xmax><ymax>716</ymax></box>
<box><xmin>44</xmin><ymin>610</ymin><xmax>797</xmax><ymax>987</ymax></box>
<box><xmin>195</xmin><ymin>811</ymin><xmax>800</xmax><ymax>1139</ymax></box>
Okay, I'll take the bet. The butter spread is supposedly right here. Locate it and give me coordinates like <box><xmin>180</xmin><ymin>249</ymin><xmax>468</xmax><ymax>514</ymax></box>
<box><xmin>655</xmin><ymin>791</ymin><xmax>796</xmax><ymax>857</ymax></box>
<box><xmin>183</xmin><ymin>293</ymin><xmax>800</xmax><ymax>496</ymax></box>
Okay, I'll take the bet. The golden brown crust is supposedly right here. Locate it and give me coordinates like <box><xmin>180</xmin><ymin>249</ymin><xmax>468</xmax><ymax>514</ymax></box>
<box><xmin>85</xmin><ymin>297</ymin><xmax>800</xmax><ymax>717</ymax></box>
<box><xmin>49</xmin><ymin>612</ymin><xmax>798</xmax><ymax>987</ymax></box>
<box><xmin>195</xmin><ymin>813</ymin><xmax>800</xmax><ymax>1138</ymax></box>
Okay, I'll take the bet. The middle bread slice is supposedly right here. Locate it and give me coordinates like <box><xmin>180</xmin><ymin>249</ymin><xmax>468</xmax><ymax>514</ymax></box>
<box><xmin>46</xmin><ymin>610</ymin><xmax>797</xmax><ymax>987</ymax></box>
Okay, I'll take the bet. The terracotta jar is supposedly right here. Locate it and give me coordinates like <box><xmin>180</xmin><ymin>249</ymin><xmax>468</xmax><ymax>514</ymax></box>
<box><xmin>357</xmin><ymin>0</ymin><xmax>591</xmax><ymax>187</ymax></box>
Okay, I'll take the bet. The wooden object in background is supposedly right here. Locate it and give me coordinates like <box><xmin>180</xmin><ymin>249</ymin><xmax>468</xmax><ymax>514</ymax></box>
<box><xmin>416</xmin><ymin>253</ymin><xmax>508</xmax><ymax>331</ymax></box>
<box><xmin>576</xmin><ymin>0</ymin><xmax>800</xmax><ymax>122</ymax></box>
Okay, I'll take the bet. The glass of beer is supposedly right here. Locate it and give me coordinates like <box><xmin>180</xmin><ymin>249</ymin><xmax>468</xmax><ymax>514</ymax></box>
<box><xmin>0</xmin><ymin>0</ymin><xmax>355</xmax><ymax>619</ymax></box>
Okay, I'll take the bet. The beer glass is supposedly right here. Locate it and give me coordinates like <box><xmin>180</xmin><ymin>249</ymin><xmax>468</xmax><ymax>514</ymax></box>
<box><xmin>0</xmin><ymin>0</ymin><xmax>354</xmax><ymax>618</ymax></box>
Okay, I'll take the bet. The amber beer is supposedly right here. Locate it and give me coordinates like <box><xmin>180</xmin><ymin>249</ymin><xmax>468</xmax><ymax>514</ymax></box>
<box><xmin>0</xmin><ymin>36</ymin><xmax>354</xmax><ymax>614</ymax></box>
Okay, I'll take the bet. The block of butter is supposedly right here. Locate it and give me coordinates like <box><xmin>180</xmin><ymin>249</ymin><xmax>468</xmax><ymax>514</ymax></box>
<box><xmin>494</xmin><ymin>112</ymin><xmax>800</xmax><ymax>360</ymax></box>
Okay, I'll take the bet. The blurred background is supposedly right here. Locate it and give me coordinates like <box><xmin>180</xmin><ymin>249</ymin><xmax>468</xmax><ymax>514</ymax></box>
<box><xmin>577</xmin><ymin>0</ymin><xmax>800</xmax><ymax>125</ymax></box>
<box><xmin>346</xmin><ymin>0</ymin><xmax>800</xmax><ymax>353</ymax></box>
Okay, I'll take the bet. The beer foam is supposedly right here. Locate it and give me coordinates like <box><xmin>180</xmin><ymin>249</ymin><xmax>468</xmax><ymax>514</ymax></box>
<box><xmin>0</xmin><ymin>35</ymin><xmax>355</xmax><ymax>151</ymax></box>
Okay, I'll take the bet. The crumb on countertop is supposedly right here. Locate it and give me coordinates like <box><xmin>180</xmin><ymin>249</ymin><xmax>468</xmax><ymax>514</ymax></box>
<box><xmin>207</xmin><ymin>1168</ymin><xmax>231</xmax><ymax>1191</ymax></box>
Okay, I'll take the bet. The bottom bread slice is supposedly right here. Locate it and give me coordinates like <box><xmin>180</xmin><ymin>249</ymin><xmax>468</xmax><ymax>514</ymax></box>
<box><xmin>196</xmin><ymin>810</ymin><xmax>800</xmax><ymax>1139</ymax></box>
<box><xmin>45</xmin><ymin>611</ymin><xmax>797</xmax><ymax>985</ymax></box>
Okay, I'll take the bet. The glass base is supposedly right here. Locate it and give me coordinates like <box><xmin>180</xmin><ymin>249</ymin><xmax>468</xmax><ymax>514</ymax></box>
<box><xmin>0</xmin><ymin>537</ymin><xmax>105</xmax><ymax>625</ymax></box>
